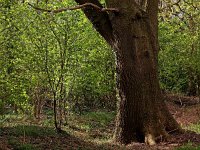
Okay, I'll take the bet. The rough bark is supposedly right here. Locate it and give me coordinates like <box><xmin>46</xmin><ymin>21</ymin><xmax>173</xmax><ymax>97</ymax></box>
<box><xmin>75</xmin><ymin>0</ymin><xmax>181</xmax><ymax>145</ymax></box>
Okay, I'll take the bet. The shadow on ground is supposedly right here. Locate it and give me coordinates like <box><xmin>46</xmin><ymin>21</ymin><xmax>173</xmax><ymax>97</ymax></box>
<box><xmin>0</xmin><ymin>125</ymin><xmax>200</xmax><ymax>150</ymax></box>
<box><xmin>0</xmin><ymin>125</ymin><xmax>121</xmax><ymax>150</ymax></box>
<box><xmin>0</xmin><ymin>95</ymin><xmax>200</xmax><ymax>150</ymax></box>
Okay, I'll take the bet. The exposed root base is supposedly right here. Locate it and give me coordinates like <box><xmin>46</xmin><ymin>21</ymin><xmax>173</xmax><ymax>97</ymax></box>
<box><xmin>145</xmin><ymin>134</ymin><xmax>156</xmax><ymax>145</ymax></box>
<box><xmin>114</xmin><ymin>129</ymin><xmax>183</xmax><ymax>146</ymax></box>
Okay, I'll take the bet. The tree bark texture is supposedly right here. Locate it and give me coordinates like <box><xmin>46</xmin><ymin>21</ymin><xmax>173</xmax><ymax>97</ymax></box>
<box><xmin>75</xmin><ymin>0</ymin><xmax>181</xmax><ymax>145</ymax></box>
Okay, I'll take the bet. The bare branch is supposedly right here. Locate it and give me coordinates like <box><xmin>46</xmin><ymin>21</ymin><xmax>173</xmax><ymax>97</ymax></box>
<box><xmin>28</xmin><ymin>2</ymin><xmax>119</xmax><ymax>13</ymax></box>
<box><xmin>29</xmin><ymin>1</ymin><xmax>115</xmax><ymax>44</ymax></box>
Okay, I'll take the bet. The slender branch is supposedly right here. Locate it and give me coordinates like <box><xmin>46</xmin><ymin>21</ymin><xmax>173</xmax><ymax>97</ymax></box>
<box><xmin>28</xmin><ymin>2</ymin><xmax>119</xmax><ymax>13</ymax></box>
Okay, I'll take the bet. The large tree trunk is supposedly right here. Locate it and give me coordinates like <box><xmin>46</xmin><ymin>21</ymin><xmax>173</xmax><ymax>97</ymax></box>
<box><xmin>104</xmin><ymin>2</ymin><xmax>181</xmax><ymax>145</ymax></box>
<box><xmin>75</xmin><ymin>0</ymin><xmax>181</xmax><ymax>145</ymax></box>
<box><xmin>107</xmin><ymin>2</ymin><xmax>181</xmax><ymax>145</ymax></box>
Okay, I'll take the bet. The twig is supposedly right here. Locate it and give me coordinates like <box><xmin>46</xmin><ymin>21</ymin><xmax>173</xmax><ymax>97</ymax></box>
<box><xmin>167</xmin><ymin>128</ymin><xmax>179</xmax><ymax>134</ymax></box>
<box><xmin>28</xmin><ymin>3</ymin><xmax>119</xmax><ymax>13</ymax></box>
<box><xmin>155</xmin><ymin>128</ymin><xmax>180</xmax><ymax>141</ymax></box>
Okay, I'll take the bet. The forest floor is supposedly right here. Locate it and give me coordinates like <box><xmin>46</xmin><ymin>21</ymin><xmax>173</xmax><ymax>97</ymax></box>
<box><xmin>0</xmin><ymin>94</ymin><xmax>200</xmax><ymax>150</ymax></box>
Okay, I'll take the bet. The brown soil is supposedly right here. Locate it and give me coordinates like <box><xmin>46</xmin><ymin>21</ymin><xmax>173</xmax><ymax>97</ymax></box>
<box><xmin>166</xmin><ymin>94</ymin><xmax>200</xmax><ymax>126</ymax></box>
<box><xmin>0</xmin><ymin>94</ymin><xmax>200</xmax><ymax>150</ymax></box>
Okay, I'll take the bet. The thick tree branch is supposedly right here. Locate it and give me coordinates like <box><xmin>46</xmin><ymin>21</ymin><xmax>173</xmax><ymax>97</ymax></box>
<box><xmin>133</xmin><ymin>0</ymin><xmax>148</xmax><ymax>10</ymax></box>
<box><xmin>140</xmin><ymin>0</ymin><xmax>148</xmax><ymax>10</ymax></box>
<box><xmin>146</xmin><ymin>0</ymin><xmax>159</xmax><ymax>59</ymax></box>
<box><xmin>147</xmin><ymin>0</ymin><xmax>159</xmax><ymax>34</ymax></box>
<box><xmin>74</xmin><ymin>0</ymin><xmax>115</xmax><ymax>45</ymax></box>
<box><xmin>28</xmin><ymin>2</ymin><xmax>119</xmax><ymax>13</ymax></box>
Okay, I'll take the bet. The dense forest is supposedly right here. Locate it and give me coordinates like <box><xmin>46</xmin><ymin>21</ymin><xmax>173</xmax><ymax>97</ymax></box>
<box><xmin>0</xmin><ymin>0</ymin><xmax>200</xmax><ymax>149</ymax></box>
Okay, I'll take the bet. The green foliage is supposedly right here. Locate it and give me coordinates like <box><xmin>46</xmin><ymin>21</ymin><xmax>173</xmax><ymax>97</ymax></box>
<box><xmin>159</xmin><ymin>21</ymin><xmax>189</xmax><ymax>92</ymax></box>
<box><xmin>0</xmin><ymin>0</ymin><xmax>116</xmax><ymax>120</ymax></box>
<box><xmin>158</xmin><ymin>1</ymin><xmax>200</xmax><ymax>94</ymax></box>
<box><xmin>0</xmin><ymin>1</ymin><xmax>33</xmax><ymax>114</ymax></box>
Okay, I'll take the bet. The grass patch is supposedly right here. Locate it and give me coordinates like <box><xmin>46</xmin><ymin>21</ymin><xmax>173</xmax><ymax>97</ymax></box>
<box><xmin>1</xmin><ymin>110</ymin><xmax>116</xmax><ymax>146</ymax></box>
<box><xmin>67</xmin><ymin>111</ymin><xmax>115</xmax><ymax>131</ymax></box>
<box><xmin>83</xmin><ymin>111</ymin><xmax>115</xmax><ymax>126</ymax></box>
<box><xmin>0</xmin><ymin>111</ymin><xmax>54</xmax><ymax>127</ymax></box>
<box><xmin>8</xmin><ymin>136</ymin><xmax>36</xmax><ymax>150</ymax></box>
<box><xmin>65</xmin><ymin>110</ymin><xmax>116</xmax><ymax>141</ymax></box>
<box><xmin>186</xmin><ymin>122</ymin><xmax>200</xmax><ymax>134</ymax></box>
<box><xmin>3</xmin><ymin>125</ymin><xmax>56</xmax><ymax>137</ymax></box>
<box><xmin>0</xmin><ymin>113</ymin><xmax>24</xmax><ymax>126</ymax></box>
<box><xmin>17</xmin><ymin>144</ymin><xmax>36</xmax><ymax>150</ymax></box>
<box><xmin>176</xmin><ymin>142</ymin><xmax>200</xmax><ymax>150</ymax></box>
